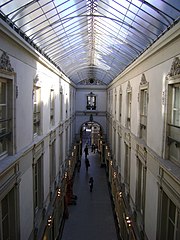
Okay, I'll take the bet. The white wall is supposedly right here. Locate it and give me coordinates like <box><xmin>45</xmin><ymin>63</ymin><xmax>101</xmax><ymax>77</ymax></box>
<box><xmin>75</xmin><ymin>87</ymin><xmax>107</xmax><ymax>135</ymax></box>
<box><xmin>0</xmin><ymin>23</ymin><xmax>76</xmax><ymax>240</ymax></box>
<box><xmin>107</xmin><ymin>22</ymin><xmax>180</xmax><ymax>240</ymax></box>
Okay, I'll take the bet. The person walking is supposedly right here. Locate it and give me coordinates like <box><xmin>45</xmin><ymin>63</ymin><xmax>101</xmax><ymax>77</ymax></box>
<box><xmin>84</xmin><ymin>145</ymin><xmax>89</xmax><ymax>159</ymax></box>
<box><xmin>85</xmin><ymin>158</ymin><xmax>90</xmax><ymax>171</ymax></box>
<box><xmin>89</xmin><ymin>177</ymin><xmax>94</xmax><ymax>192</ymax></box>
<box><xmin>77</xmin><ymin>160</ymin><xmax>81</xmax><ymax>172</ymax></box>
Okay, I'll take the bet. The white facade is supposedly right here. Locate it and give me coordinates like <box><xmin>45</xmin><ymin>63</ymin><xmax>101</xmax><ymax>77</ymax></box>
<box><xmin>107</xmin><ymin>22</ymin><xmax>180</xmax><ymax>240</ymax></box>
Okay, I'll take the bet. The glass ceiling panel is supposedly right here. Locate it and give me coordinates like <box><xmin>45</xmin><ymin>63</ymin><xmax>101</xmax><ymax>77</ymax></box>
<box><xmin>0</xmin><ymin>0</ymin><xmax>179</xmax><ymax>85</ymax></box>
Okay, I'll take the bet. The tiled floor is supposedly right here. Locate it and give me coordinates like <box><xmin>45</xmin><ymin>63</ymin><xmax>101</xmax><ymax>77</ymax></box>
<box><xmin>60</xmin><ymin>147</ymin><xmax>119</xmax><ymax>240</ymax></box>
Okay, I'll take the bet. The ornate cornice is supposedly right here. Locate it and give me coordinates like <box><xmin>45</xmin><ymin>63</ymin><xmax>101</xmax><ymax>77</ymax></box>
<box><xmin>0</xmin><ymin>51</ymin><xmax>14</xmax><ymax>72</ymax></box>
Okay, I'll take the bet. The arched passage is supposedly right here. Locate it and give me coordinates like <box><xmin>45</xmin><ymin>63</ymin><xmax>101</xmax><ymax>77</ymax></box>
<box><xmin>80</xmin><ymin>121</ymin><xmax>103</xmax><ymax>147</ymax></box>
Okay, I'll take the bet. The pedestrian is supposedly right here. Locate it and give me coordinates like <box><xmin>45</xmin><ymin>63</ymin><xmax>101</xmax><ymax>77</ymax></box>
<box><xmin>89</xmin><ymin>177</ymin><xmax>94</xmax><ymax>192</ymax></box>
<box><xmin>77</xmin><ymin>160</ymin><xmax>81</xmax><ymax>172</ymax></box>
<box><xmin>93</xmin><ymin>144</ymin><xmax>96</xmax><ymax>153</ymax></box>
<box><xmin>85</xmin><ymin>158</ymin><xmax>90</xmax><ymax>171</ymax></box>
<box><xmin>84</xmin><ymin>145</ymin><xmax>89</xmax><ymax>159</ymax></box>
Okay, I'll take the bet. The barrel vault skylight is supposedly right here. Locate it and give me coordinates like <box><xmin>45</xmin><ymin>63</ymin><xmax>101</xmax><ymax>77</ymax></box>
<box><xmin>0</xmin><ymin>0</ymin><xmax>179</xmax><ymax>85</ymax></box>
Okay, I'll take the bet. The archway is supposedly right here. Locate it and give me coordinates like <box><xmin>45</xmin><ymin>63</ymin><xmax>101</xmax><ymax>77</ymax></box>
<box><xmin>80</xmin><ymin>121</ymin><xmax>103</xmax><ymax>148</ymax></box>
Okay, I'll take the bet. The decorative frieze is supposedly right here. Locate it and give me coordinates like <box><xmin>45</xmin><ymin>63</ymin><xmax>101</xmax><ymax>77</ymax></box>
<box><xmin>78</xmin><ymin>78</ymin><xmax>106</xmax><ymax>85</ymax></box>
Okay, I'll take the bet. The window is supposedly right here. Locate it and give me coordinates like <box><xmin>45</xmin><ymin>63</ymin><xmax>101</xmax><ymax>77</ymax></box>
<box><xmin>127</xmin><ymin>92</ymin><xmax>131</xmax><ymax>129</ymax></box>
<box><xmin>33</xmin><ymin>156</ymin><xmax>43</xmax><ymax>211</ymax></box>
<box><xmin>59</xmin><ymin>86</ymin><xmax>63</xmax><ymax>122</ymax></box>
<box><xmin>65</xmin><ymin>93</ymin><xmax>68</xmax><ymax>119</ymax></box>
<box><xmin>114</xmin><ymin>90</ymin><xmax>117</xmax><ymax>119</ymax></box>
<box><xmin>50</xmin><ymin>139</ymin><xmax>56</xmax><ymax>186</ymax></box>
<box><xmin>86</xmin><ymin>92</ymin><xmax>96</xmax><ymax>110</ymax></box>
<box><xmin>166</xmin><ymin>61</ymin><xmax>180</xmax><ymax>166</ymax></box>
<box><xmin>0</xmin><ymin>76</ymin><xmax>14</xmax><ymax>158</ymax></box>
<box><xmin>124</xmin><ymin>143</ymin><xmax>130</xmax><ymax>186</ymax></box>
<box><xmin>50</xmin><ymin>89</ymin><xmax>55</xmax><ymax>125</ymax></box>
<box><xmin>33</xmin><ymin>85</ymin><xmax>41</xmax><ymax>136</ymax></box>
<box><xmin>59</xmin><ymin>133</ymin><xmax>63</xmax><ymax>168</ymax></box>
<box><xmin>0</xmin><ymin>187</ymin><xmax>18</xmax><ymax>239</ymax></box>
<box><xmin>159</xmin><ymin>191</ymin><xmax>180</xmax><ymax>240</ymax></box>
<box><xmin>171</xmin><ymin>84</ymin><xmax>180</xmax><ymax>126</ymax></box>
<box><xmin>136</xmin><ymin>158</ymin><xmax>146</xmax><ymax>216</ymax></box>
<box><xmin>140</xmin><ymin>92</ymin><xmax>148</xmax><ymax>141</ymax></box>
<box><xmin>126</xmin><ymin>81</ymin><xmax>132</xmax><ymax>129</ymax></box>
<box><xmin>119</xmin><ymin>90</ymin><xmax>122</xmax><ymax>122</ymax></box>
<box><xmin>139</xmin><ymin>74</ymin><xmax>149</xmax><ymax>141</ymax></box>
<box><xmin>117</xmin><ymin>134</ymin><xmax>121</xmax><ymax>171</ymax></box>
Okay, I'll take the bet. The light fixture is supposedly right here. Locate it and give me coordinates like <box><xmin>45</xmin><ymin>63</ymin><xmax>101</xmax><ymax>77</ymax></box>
<box><xmin>126</xmin><ymin>216</ymin><xmax>132</xmax><ymax>227</ymax></box>
<box><xmin>48</xmin><ymin>216</ymin><xmax>52</xmax><ymax>227</ymax></box>
<box><xmin>119</xmin><ymin>192</ymin><xmax>122</xmax><ymax>198</ymax></box>
<box><xmin>57</xmin><ymin>188</ymin><xmax>61</xmax><ymax>197</ymax></box>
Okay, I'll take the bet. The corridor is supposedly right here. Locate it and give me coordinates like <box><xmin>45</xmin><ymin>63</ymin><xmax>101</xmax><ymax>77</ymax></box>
<box><xmin>61</xmin><ymin>145</ymin><xmax>119</xmax><ymax>240</ymax></box>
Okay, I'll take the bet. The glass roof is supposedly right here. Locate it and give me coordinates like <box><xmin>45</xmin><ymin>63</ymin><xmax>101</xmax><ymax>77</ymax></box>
<box><xmin>0</xmin><ymin>0</ymin><xmax>179</xmax><ymax>85</ymax></box>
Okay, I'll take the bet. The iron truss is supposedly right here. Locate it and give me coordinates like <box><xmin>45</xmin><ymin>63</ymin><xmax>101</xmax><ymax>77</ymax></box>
<box><xmin>0</xmin><ymin>0</ymin><xmax>179</xmax><ymax>85</ymax></box>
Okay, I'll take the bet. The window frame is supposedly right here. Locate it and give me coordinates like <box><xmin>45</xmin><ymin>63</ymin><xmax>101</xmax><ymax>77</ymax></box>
<box><xmin>33</xmin><ymin>85</ymin><xmax>41</xmax><ymax>137</ymax></box>
<box><xmin>34</xmin><ymin>156</ymin><xmax>43</xmax><ymax>211</ymax></box>
<box><xmin>166</xmin><ymin>74</ymin><xmax>180</xmax><ymax>166</ymax></box>
<box><xmin>124</xmin><ymin>142</ymin><xmax>131</xmax><ymax>186</ymax></box>
<box><xmin>159</xmin><ymin>190</ymin><xmax>180</xmax><ymax>240</ymax></box>
<box><xmin>139</xmin><ymin>74</ymin><xmax>149</xmax><ymax>141</ymax></box>
<box><xmin>0</xmin><ymin>71</ymin><xmax>16</xmax><ymax>159</ymax></box>
<box><xmin>126</xmin><ymin>81</ymin><xmax>132</xmax><ymax>129</ymax></box>
<box><xmin>50</xmin><ymin>88</ymin><xmax>55</xmax><ymax>126</ymax></box>
<box><xmin>86</xmin><ymin>92</ymin><xmax>96</xmax><ymax>110</ymax></box>
<box><xmin>119</xmin><ymin>87</ymin><xmax>122</xmax><ymax>122</ymax></box>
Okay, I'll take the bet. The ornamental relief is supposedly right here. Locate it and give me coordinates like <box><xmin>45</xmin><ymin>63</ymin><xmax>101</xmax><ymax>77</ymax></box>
<box><xmin>0</xmin><ymin>51</ymin><xmax>14</xmax><ymax>72</ymax></box>
<box><xmin>126</xmin><ymin>81</ymin><xmax>132</xmax><ymax>92</ymax></box>
<box><xmin>140</xmin><ymin>73</ymin><xmax>148</xmax><ymax>88</ymax></box>
<box><xmin>168</xmin><ymin>57</ymin><xmax>180</xmax><ymax>77</ymax></box>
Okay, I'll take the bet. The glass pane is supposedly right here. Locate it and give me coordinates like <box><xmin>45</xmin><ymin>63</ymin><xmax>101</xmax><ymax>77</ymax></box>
<box><xmin>2</xmin><ymin>215</ymin><xmax>9</xmax><ymax>240</ymax></box>
<box><xmin>173</xmin><ymin>110</ymin><xmax>180</xmax><ymax>126</ymax></box>
<box><xmin>0</xmin><ymin>105</ymin><xmax>7</xmax><ymax>122</ymax></box>
<box><xmin>0</xmin><ymin>0</ymin><xmax>179</xmax><ymax>85</ymax></box>
<box><xmin>2</xmin><ymin>195</ymin><xmax>8</xmax><ymax>219</ymax></box>
<box><xmin>174</xmin><ymin>86</ymin><xmax>180</xmax><ymax>109</ymax></box>
<box><xmin>169</xmin><ymin>200</ymin><xmax>176</xmax><ymax>222</ymax></box>
<box><xmin>160</xmin><ymin>191</ymin><xmax>168</xmax><ymax>239</ymax></box>
<box><xmin>170</xmin><ymin>142</ymin><xmax>178</xmax><ymax>160</ymax></box>
<box><xmin>0</xmin><ymin>82</ymin><xmax>6</xmax><ymax>104</ymax></box>
<box><xmin>176</xmin><ymin>210</ymin><xmax>180</xmax><ymax>240</ymax></box>
<box><xmin>172</xmin><ymin>86</ymin><xmax>180</xmax><ymax>126</ymax></box>
<box><xmin>168</xmin><ymin>220</ymin><xmax>175</xmax><ymax>240</ymax></box>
